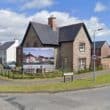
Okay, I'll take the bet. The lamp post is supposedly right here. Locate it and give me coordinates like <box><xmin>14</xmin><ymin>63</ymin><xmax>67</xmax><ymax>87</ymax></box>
<box><xmin>93</xmin><ymin>28</ymin><xmax>103</xmax><ymax>81</ymax></box>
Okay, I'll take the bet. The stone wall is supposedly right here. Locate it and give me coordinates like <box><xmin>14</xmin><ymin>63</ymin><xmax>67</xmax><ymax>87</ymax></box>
<box><xmin>73</xmin><ymin>26</ymin><xmax>91</xmax><ymax>72</ymax></box>
<box><xmin>22</xmin><ymin>25</ymin><xmax>42</xmax><ymax>47</ymax></box>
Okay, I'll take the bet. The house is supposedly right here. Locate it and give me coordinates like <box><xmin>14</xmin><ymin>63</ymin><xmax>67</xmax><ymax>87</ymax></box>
<box><xmin>17</xmin><ymin>16</ymin><xmax>92</xmax><ymax>72</ymax></box>
<box><xmin>0</xmin><ymin>40</ymin><xmax>19</xmax><ymax>64</ymax></box>
<box><xmin>92</xmin><ymin>41</ymin><xmax>110</xmax><ymax>67</ymax></box>
<box><xmin>92</xmin><ymin>41</ymin><xmax>110</xmax><ymax>66</ymax></box>
<box><xmin>23</xmin><ymin>53</ymin><xmax>37</xmax><ymax>63</ymax></box>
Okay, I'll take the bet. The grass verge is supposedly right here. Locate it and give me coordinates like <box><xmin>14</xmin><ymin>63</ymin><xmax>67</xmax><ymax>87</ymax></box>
<box><xmin>0</xmin><ymin>74</ymin><xmax>110</xmax><ymax>92</ymax></box>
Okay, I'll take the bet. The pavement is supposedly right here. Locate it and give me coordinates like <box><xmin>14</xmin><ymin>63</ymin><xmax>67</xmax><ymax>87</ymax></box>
<box><xmin>0</xmin><ymin>86</ymin><xmax>110</xmax><ymax>110</ymax></box>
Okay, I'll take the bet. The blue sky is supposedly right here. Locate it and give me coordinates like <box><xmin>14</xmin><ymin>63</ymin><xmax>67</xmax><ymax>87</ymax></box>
<box><xmin>23</xmin><ymin>48</ymin><xmax>54</xmax><ymax>57</ymax></box>
<box><xmin>0</xmin><ymin>0</ymin><xmax>110</xmax><ymax>43</ymax></box>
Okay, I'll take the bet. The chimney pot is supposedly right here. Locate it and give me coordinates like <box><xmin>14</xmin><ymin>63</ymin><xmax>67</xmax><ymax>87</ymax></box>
<box><xmin>48</xmin><ymin>15</ymin><xmax>57</xmax><ymax>31</ymax></box>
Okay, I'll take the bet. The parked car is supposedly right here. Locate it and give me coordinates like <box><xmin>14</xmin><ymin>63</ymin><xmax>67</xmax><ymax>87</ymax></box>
<box><xmin>7</xmin><ymin>62</ymin><xmax>16</xmax><ymax>69</ymax></box>
<box><xmin>3</xmin><ymin>64</ymin><xmax>11</xmax><ymax>69</ymax></box>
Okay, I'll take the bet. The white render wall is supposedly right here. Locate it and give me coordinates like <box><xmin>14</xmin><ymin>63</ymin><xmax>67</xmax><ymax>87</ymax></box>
<box><xmin>6</xmin><ymin>40</ymin><xmax>19</xmax><ymax>63</ymax></box>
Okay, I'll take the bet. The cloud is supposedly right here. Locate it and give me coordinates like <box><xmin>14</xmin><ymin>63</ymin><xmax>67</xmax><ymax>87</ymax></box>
<box><xmin>0</xmin><ymin>10</ymin><xmax>109</xmax><ymax>43</ymax></box>
<box><xmin>0</xmin><ymin>10</ymin><xmax>30</xmax><ymax>41</ymax></box>
<box><xmin>84</xmin><ymin>17</ymin><xmax>110</xmax><ymax>42</ymax></box>
<box><xmin>23</xmin><ymin>0</ymin><xmax>53</xmax><ymax>10</ymax></box>
<box><xmin>3</xmin><ymin>0</ymin><xmax>54</xmax><ymax>10</ymax></box>
<box><xmin>29</xmin><ymin>10</ymin><xmax>81</xmax><ymax>26</ymax></box>
<box><xmin>94</xmin><ymin>2</ymin><xmax>107</xmax><ymax>12</ymax></box>
<box><xmin>85</xmin><ymin>17</ymin><xmax>110</xmax><ymax>36</ymax></box>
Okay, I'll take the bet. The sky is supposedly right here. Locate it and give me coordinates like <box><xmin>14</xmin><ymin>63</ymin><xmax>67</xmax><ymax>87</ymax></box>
<box><xmin>23</xmin><ymin>48</ymin><xmax>54</xmax><ymax>57</ymax></box>
<box><xmin>0</xmin><ymin>0</ymin><xmax>110</xmax><ymax>43</ymax></box>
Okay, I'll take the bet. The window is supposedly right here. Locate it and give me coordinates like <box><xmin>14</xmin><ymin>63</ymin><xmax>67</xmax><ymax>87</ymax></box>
<box><xmin>79</xmin><ymin>43</ymin><xmax>85</xmax><ymax>52</ymax></box>
<box><xmin>79</xmin><ymin>58</ymin><xmax>86</xmax><ymax>69</ymax></box>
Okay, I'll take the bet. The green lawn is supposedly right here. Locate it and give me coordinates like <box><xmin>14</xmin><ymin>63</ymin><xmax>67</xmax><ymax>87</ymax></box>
<box><xmin>0</xmin><ymin>74</ymin><xmax>110</xmax><ymax>92</ymax></box>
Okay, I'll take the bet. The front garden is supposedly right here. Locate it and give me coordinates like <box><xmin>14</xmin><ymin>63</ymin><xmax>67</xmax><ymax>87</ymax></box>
<box><xmin>0</xmin><ymin>69</ymin><xmax>63</xmax><ymax>79</ymax></box>
<box><xmin>0</xmin><ymin>73</ymin><xmax>110</xmax><ymax>92</ymax></box>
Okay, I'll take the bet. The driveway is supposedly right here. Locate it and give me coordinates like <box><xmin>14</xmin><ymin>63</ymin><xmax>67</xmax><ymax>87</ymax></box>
<box><xmin>0</xmin><ymin>86</ymin><xmax>110</xmax><ymax>110</ymax></box>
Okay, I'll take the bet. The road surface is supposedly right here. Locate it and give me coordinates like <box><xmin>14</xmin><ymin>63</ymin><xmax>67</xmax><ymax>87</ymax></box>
<box><xmin>0</xmin><ymin>86</ymin><xmax>110</xmax><ymax>110</ymax></box>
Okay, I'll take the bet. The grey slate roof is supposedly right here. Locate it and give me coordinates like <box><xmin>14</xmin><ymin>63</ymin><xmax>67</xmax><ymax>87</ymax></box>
<box><xmin>59</xmin><ymin>23</ymin><xmax>91</xmax><ymax>43</ymax></box>
<box><xmin>0</xmin><ymin>41</ymin><xmax>15</xmax><ymax>50</ymax></box>
<box><xmin>92</xmin><ymin>41</ymin><xmax>106</xmax><ymax>49</ymax></box>
<box><xmin>59</xmin><ymin>23</ymin><xmax>82</xmax><ymax>42</ymax></box>
<box><xmin>21</xmin><ymin>22</ymin><xmax>91</xmax><ymax>46</ymax></box>
<box><xmin>31</xmin><ymin>22</ymin><xmax>59</xmax><ymax>45</ymax></box>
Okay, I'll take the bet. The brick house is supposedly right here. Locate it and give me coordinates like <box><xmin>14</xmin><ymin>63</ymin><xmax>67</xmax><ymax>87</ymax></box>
<box><xmin>23</xmin><ymin>53</ymin><xmax>36</xmax><ymax>63</ymax></box>
<box><xmin>17</xmin><ymin>16</ymin><xmax>92</xmax><ymax>72</ymax></box>
<box><xmin>92</xmin><ymin>41</ymin><xmax>110</xmax><ymax>66</ymax></box>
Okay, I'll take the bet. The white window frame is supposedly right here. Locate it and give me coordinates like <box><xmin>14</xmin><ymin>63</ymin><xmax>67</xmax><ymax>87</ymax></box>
<box><xmin>79</xmin><ymin>58</ymin><xmax>86</xmax><ymax>69</ymax></box>
<box><xmin>79</xmin><ymin>43</ymin><xmax>85</xmax><ymax>52</ymax></box>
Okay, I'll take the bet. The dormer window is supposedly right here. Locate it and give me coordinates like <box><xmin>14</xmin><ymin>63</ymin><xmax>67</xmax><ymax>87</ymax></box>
<box><xmin>79</xmin><ymin>43</ymin><xmax>85</xmax><ymax>52</ymax></box>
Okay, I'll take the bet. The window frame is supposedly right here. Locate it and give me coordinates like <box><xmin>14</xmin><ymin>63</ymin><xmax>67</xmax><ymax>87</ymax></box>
<box><xmin>79</xmin><ymin>58</ymin><xmax>86</xmax><ymax>69</ymax></box>
<box><xmin>79</xmin><ymin>43</ymin><xmax>85</xmax><ymax>52</ymax></box>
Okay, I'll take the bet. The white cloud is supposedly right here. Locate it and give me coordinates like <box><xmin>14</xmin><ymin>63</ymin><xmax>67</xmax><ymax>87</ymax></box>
<box><xmin>0</xmin><ymin>10</ymin><xmax>109</xmax><ymax>43</ymax></box>
<box><xmin>22</xmin><ymin>0</ymin><xmax>54</xmax><ymax>10</ymax></box>
<box><xmin>83</xmin><ymin>16</ymin><xmax>110</xmax><ymax>42</ymax></box>
<box><xmin>94</xmin><ymin>2</ymin><xmax>107</xmax><ymax>12</ymax></box>
<box><xmin>4</xmin><ymin>0</ymin><xmax>54</xmax><ymax>10</ymax></box>
<box><xmin>0</xmin><ymin>10</ymin><xmax>30</xmax><ymax>41</ymax></box>
<box><xmin>29</xmin><ymin>10</ymin><xmax>81</xmax><ymax>26</ymax></box>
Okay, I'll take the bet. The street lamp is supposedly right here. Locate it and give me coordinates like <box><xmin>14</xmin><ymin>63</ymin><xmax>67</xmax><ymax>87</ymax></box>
<box><xmin>93</xmin><ymin>28</ymin><xmax>103</xmax><ymax>81</ymax></box>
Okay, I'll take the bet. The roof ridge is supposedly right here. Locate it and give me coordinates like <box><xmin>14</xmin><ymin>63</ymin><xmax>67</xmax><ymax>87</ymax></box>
<box><xmin>59</xmin><ymin>22</ymin><xmax>84</xmax><ymax>28</ymax></box>
<box><xmin>94</xmin><ymin>41</ymin><xmax>106</xmax><ymax>43</ymax></box>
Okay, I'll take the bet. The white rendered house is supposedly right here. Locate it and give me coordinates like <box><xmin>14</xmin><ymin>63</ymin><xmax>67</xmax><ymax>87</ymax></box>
<box><xmin>0</xmin><ymin>40</ymin><xmax>19</xmax><ymax>64</ymax></box>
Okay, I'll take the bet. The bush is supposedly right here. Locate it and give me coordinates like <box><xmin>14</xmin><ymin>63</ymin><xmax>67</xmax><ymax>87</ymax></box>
<box><xmin>77</xmin><ymin>68</ymin><xmax>91</xmax><ymax>74</ymax></box>
<box><xmin>96</xmin><ymin>65</ymin><xmax>103</xmax><ymax>70</ymax></box>
<box><xmin>0</xmin><ymin>69</ymin><xmax>63</xmax><ymax>79</ymax></box>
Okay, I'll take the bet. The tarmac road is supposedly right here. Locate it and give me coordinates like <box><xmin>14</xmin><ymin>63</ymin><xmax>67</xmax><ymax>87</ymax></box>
<box><xmin>0</xmin><ymin>86</ymin><xmax>110</xmax><ymax>110</ymax></box>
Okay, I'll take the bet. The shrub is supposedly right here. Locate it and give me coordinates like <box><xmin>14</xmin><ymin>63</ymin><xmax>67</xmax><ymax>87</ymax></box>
<box><xmin>0</xmin><ymin>69</ymin><xmax>63</xmax><ymax>79</ymax></box>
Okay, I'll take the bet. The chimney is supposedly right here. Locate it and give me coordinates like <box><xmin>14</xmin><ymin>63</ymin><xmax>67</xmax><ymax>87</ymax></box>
<box><xmin>48</xmin><ymin>15</ymin><xmax>57</xmax><ymax>31</ymax></box>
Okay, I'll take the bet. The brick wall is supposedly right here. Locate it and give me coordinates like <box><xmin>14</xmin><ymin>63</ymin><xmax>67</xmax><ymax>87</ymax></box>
<box><xmin>73</xmin><ymin>26</ymin><xmax>91</xmax><ymax>72</ymax></box>
<box><xmin>102</xmin><ymin>58</ymin><xmax>110</xmax><ymax>69</ymax></box>
<box><xmin>101</xmin><ymin>42</ymin><xmax>110</xmax><ymax>59</ymax></box>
